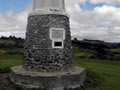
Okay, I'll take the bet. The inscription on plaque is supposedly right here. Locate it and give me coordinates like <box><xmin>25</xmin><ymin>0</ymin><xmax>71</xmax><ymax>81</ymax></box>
<box><xmin>50</xmin><ymin>28</ymin><xmax>65</xmax><ymax>48</ymax></box>
<box><xmin>50</xmin><ymin>28</ymin><xmax>65</xmax><ymax>40</ymax></box>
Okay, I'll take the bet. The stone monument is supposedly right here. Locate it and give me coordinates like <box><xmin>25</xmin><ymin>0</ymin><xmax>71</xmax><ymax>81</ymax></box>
<box><xmin>10</xmin><ymin>0</ymin><xmax>86</xmax><ymax>89</ymax></box>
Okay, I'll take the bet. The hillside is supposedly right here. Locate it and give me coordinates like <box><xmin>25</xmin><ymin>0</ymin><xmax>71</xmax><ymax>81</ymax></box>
<box><xmin>0</xmin><ymin>44</ymin><xmax>120</xmax><ymax>90</ymax></box>
<box><xmin>0</xmin><ymin>36</ymin><xmax>24</xmax><ymax>55</ymax></box>
<box><xmin>0</xmin><ymin>36</ymin><xmax>120</xmax><ymax>61</ymax></box>
<box><xmin>0</xmin><ymin>36</ymin><xmax>120</xmax><ymax>90</ymax></box>
<box><xmin>72</xmin><ymin>39</ymin><xmax>120</xmax><ymax>60</ymax></box>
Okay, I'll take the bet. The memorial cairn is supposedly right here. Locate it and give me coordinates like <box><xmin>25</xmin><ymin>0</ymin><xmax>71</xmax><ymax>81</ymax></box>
<box><xmin>10</xmin><ymin>0</ymin><xmax>86</xmax><ymax>90</ymax></box>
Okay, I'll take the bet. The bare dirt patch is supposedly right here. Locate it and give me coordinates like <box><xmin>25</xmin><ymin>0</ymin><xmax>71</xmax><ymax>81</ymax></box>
<box><xmin>0</xmin><ymin>73</ymin><xmax>9</xmax><ymax>87</ymax></box>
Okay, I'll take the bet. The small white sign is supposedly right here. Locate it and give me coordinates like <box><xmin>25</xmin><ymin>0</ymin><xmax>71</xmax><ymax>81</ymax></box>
<box><xmin>50</xmin><ymin>28</ymin><xmax>65</xmax><ymax>40</ymax></box>
<box><xmin>50</xmin><ymin>28</ymin><xmax>65</xmax><ymax>48</ymax></box>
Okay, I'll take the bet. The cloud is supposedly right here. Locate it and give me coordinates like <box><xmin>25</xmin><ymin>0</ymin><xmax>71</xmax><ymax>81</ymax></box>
<box><xmin>90</xmin><ymin>0</ymin><xmax>120</xmax><ymax>5</ymax></box>
<box><xmin>0</xmin><ymin>0</ymin><xmax>120</xmax><ymax>42</ymax></box>
<box><xmin>0</xmin><ymin>5</ymin><xmax>31</xmax><ymax>38</ymax></box>
<box><xmin>64</xmin><ymin>0</ymin><xmax>120</xmax><ymax>42</ymax></box>
<box><xmin>94</xmin><ymin>5</ymin><xmax>120</xmax><ymax>22</ymax></box>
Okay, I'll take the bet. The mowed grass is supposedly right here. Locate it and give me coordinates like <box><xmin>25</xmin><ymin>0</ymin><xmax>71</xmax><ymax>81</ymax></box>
<box><xmin>0</xmin><ymin>54</ymin><xmax>22</xmax><ymax>69</ymax></box>
<box><xmin>75</xmin><ymin>58</ymin><xmax>120</xmax><ymax>90</ymax></box>
<box><xmin>0</xmin><ymin>52</ymin><xmax>120</xmax><ymax>89</ymax></box>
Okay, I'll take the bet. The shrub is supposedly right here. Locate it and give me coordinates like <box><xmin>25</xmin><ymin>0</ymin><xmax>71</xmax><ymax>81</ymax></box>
<box><xmin>74</xmin><ymin>53</ymin><xmax>93</xmax><ymax>59</ymax></box>
<box><xmin>0</xmin><ymin>50</ymin><xmax>6</xmax><ymax>54</ymax></box>
<box><xmin>0</xmin><ymin>67</ymin><xmax>10</xmax><ymax>73</ymax></box>
<box><xmin>113</xmin><ymin>54</ymin><xmax>120</xmax><ymax>61</ymax></box>
<box><xmin>74</xmin><ymin>53</ymin><xmax>87</xmax><ymax>58</ymax></box>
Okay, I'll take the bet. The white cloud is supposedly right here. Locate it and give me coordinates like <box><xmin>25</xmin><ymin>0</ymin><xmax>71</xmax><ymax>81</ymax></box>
<box><xmin>90</xmin><ymin>0</ymin><xmax>120</xmax><ymax>5</ymax></box>
<box><xmin>0</xmin><ymin>0</ymin><xmax>120</xmax><ymax>42</ymax></box>
<box><xmin>0</xmin><ymin>6</ymin><xmax>31</xmax><ymax>38</ymax></box>
<box><xmin>94</xmin><ymin>5</ymin><xmax>120</xmax><ymax>22</ymax></box>
<box><xmin>65</xmin><ymin>0</ymin><xmax>120</xmax><ymax>42</ymax></box>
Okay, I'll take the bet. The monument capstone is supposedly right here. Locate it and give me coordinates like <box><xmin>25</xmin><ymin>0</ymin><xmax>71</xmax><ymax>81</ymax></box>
<box><xmin>10</xmin><ymin>0</ymin><xmax>86</xmax><ymax>89</ymax></box>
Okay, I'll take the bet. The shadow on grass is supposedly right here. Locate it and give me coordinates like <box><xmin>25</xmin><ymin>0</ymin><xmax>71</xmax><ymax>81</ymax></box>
<box><xmin>0</xmin><ymin>67</ymin><xmax>10</xmax><ymax>73</ymax></box>
<box><xmin>67</xmin><ymin>70</ymin><xmax>104</xmax><ymax>90</ymax></box>
<box><xmin>82</xmin><ymin>70</ymin><xmax>104</xmax><ymax>89</ymax></box>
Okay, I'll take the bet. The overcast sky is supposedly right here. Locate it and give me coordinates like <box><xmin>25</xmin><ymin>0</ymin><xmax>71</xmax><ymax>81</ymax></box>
<box><xmin>0</xmin><ymin>0</ymin><xmax>120</xmax><ymax>42</ymax></box>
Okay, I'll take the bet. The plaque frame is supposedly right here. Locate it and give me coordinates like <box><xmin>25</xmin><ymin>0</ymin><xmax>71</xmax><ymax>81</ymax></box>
<box><xmin>50</xmin><ymin>28</ymin><xmax>65</xmax><ymax>48</ymax></box>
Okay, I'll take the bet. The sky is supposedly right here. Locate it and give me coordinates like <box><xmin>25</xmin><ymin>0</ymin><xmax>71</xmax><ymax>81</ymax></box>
<box><xmin>0</xmin><ymin>0</ymin><xmax>120</xmax><ymax>42</ymax></box>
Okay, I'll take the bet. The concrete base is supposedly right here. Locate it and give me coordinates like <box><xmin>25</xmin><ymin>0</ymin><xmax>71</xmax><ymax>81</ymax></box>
<box><xmin>9</xmin><ymin>66</ymin><xmax>86</xmax><ymax>90</ymax></box>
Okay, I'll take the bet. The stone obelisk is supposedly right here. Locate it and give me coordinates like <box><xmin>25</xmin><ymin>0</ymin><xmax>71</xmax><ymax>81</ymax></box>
<box><xmin>10</xmin><ymin>0</ymin><xmax>86</xmax><ymax>89</ymax></box>
<box><xmin>23</xmin><ymin>0</ymin><xmax>73</xmax><ymax>72</ymax></box>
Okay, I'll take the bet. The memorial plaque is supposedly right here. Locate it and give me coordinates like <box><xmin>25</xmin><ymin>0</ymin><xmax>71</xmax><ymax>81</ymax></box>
<box><xmin>50</xmin><ymin>28</ymin><xmax>65</xmax><ymax>40</ymax></box>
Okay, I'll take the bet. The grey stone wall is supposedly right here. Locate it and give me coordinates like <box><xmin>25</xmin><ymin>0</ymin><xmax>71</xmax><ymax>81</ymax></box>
<box><xmin>23</xmin><ymin>14</ymin><xmax>73</xmax><ymax>72</ymax></box>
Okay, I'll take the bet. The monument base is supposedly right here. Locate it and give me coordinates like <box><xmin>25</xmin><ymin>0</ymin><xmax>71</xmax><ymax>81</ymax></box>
<box><xmin>9</xmin><ymin>66</ymin><xmax>86</xmax><ymax>90</ymax></box>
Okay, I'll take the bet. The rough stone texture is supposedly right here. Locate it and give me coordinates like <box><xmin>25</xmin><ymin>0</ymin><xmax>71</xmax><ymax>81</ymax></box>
<box><xmin>10</xmin><ymin>66</ymin><xmax>86</xmax><ymax>90</ymax></box>
<box><xmin>10</xmin><ymin>14</ymin><xmax>86</xmax><ymax>89</ymax></box>
<box><xmin>23</xmin><ymin>14</ymin><xmax>73</xmax><ymax>72</ymax></box>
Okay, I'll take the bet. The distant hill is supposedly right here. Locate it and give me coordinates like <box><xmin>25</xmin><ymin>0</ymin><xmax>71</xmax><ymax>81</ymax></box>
<box><xmin>0</xmin><ymin>36</ymin><xmax>24</xmax><ymax>49</ymax></box>
<box><xmin>72</xmin><ymin>39</ymin><xmax>120</xmax><ymax>60</ymax></box>
<box><xmin>0</xmin><ymin>36</ymin><xmax>24</xmax><ymax>55</ymax></box>
<box><xmin>0</xmin><ymin>36</ymin><xmax>120</xmax><ymax>61</ymax></box>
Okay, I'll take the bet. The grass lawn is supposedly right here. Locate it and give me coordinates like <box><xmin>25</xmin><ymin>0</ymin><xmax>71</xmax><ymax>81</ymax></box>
<box><xmin>0</xmin><ymin>40</ymin><xmax>15</xmax><ymax>45</ymax></box>
<box><xmin>75</xmin><ymin>58</ymin><xmax>120</xmax><ymax>90</ymax></box>
<box><xmin>0</xmin><ymin>54</ymin><xmax>120</xmax><ymax>90</ymax></box>
<box><xmin>0</xmin><ymin>54</ymin><xmax>22</xmax><ymax>69</ymax></box>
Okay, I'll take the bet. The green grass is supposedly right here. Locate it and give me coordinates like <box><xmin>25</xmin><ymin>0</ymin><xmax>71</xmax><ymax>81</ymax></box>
<box><xmin>0</xmin><ymin>51</ymin><xmax>120</xmax><ymax>90</ymax></box>
<box><xmin>0</xmin><ymin>40</ymin><xmax>15</xmax><ymax>45</ymax></box>
<box><xmin>72</xmin><ymin>46</ymin><xmax>95</xmax><ymax>58</ymax></box>
<box><xmin>5</xmin><ymin>48</ymin><xmax>24</xmax><ymax>54</ymax></box>
<box><xmin>74</xmin><ymin>58</ymin><xmax>120</xmax><ymax>90</ymax></box>
<box><xmin>0</xmin><ymin>54</ymin><xmax>22</xmax><ymax>69</ymax></box>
